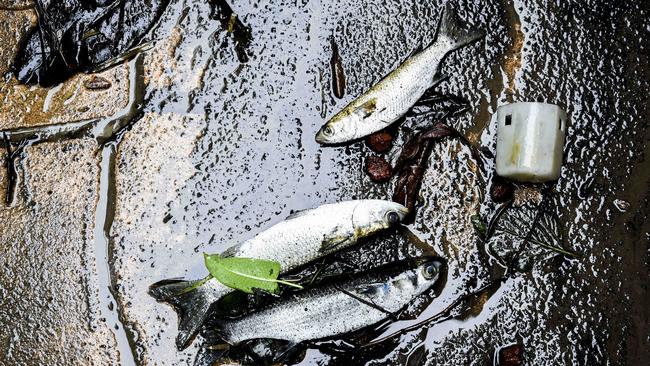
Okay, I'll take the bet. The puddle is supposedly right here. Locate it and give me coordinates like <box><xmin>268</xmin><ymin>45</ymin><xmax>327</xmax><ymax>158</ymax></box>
<box><xmin>93</xmin><ymin>143</ymin><xmax>136</xmax><ymax>366</ymax></box>
<box><xmin>1</xmin><ymin>0</ymin><xmax>649</xmax><ymax>365</ymax></box>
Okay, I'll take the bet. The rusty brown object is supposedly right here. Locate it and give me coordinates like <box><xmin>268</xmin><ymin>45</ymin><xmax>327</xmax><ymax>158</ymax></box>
<box><xmin>497</xmin><ymin>343</ymin><xmax>524</xmax><ymax>366</ymax></box>
<box><xmin>365</xmin><ymin>155</ymin><xmax>392</xmax><ymax>183</ymax></box>
<box><xmin>393</xmin><ymin>122</ymin><xmax>463</xmax><ymax>220</ymax></box>
<box><xmin>330</xmin><ymin>37</ymin><xmax>346</xmax><ymax>99</ymax></box>
<box><xmin>421</xmin><ymin>122</ymin><xmax>460</xmax><ymax>140</ymax></box>
<box><xmin>365</xmin><ymin>130</ymin><xmax>393</xmax><ymax>153</ymax></box>
<box><xmin>392</xmin><ymin>139</ymin><xmax>432</xmax><ymax>216</ymax></box>
<box><xmin>490</xmin><ymin>176</ymin><xmax>515</xmax><ymax>203</ymax></box>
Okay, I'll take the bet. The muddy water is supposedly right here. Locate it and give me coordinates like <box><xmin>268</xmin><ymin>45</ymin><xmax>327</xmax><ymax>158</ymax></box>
<box><xmin>1</xmin><ymin>0</ymin><xmax>649</xmax><ymax>365</ymax></box>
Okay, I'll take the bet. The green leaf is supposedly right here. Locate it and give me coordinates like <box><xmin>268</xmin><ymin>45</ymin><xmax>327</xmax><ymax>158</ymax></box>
<box><xmin>471</xmin><ymin>214</ymin><xmax>488</xmax><ymax>238</ymax></box>
<box><xmin>204</xmin><ymin>254</ymin><xmax>302</xmax><ymax>294</ymax></box>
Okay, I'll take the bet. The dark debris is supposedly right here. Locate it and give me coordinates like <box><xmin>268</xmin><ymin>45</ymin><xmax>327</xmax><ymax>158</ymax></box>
<box><xmin>365</xmin><ymin>155</ymin><xmax>392</xmax><ymax>183</ymax></box>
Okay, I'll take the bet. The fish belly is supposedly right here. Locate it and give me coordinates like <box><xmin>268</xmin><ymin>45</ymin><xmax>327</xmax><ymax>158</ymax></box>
<box><xmin>222</xmin><ymin>290</ymin><xmax>386</xmax><ymax>344</ymax></box>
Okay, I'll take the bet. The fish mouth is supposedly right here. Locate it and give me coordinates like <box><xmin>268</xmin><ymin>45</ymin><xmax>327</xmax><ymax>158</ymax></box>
<box><xmin>396</xmin><ymin>206</ymin><xmax>410</xmax><ymax>221</ymax></box>
<box><xmin>389</xmin><ymin>204</ymin><xmax>410</xmax><ymax>224</ymax></box>
<box><xmin>315</xmin><ymin>125</ymin><xmax>341</xmax><ymax>145</ymax></box>
<box><xmin>315</xmin><ymin>129</ymin><xmax>330</xmax><ymax>144</ymax></box>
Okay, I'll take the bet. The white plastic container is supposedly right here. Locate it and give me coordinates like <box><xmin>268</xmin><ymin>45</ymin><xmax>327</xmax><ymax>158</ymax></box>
<box><xmin>495</xmin><ymin>102</ymin><xmax>567</xmax><ymax>182</ymax></box>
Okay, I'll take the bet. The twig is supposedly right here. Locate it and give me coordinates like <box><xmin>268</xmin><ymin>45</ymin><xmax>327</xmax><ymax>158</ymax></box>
<box><xmin>335</xmin><ymin>284</ymin><xmax>397</xmax><ymax>321</ymax></box>
<box><xmin>361</xmin><ymin>279</ymin><xmax>505</xmax><ymax>348</ymax></box>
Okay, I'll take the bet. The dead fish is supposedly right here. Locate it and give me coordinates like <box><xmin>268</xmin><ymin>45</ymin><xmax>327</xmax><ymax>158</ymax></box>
<box><xmin>213</xmin><ymin>257</ymin><xmax>444</xmax><ymax>347</ymax></box>
<box><xmin>149</xmin><ymin>200</ymin><xmax>409</xmax><ymax>350</ymax></box>
<box><xmin>330</xmin><ymin>37</ymin><xmax>346</xmax><ymax>98</ymax></box>
<box><xmin>315</xmin><ymin>5</ymin><xmax>483</xmax><ymax>144</ymax></box>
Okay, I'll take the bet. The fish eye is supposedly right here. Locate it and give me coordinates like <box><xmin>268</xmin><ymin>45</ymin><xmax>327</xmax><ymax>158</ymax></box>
<box><xmin>385</xmin><ymin>211</ymin><xmax>400</xmax><ymax>224</ymax></box>
<box><xmin>421</xmin><ymin>263</ymin><xmax>437</xmax><ymax>279</ymax></box>
<box><xmin>322</xmin><ymin>126</ymin><xmax>334</xmax><ymax>136</ymax></box>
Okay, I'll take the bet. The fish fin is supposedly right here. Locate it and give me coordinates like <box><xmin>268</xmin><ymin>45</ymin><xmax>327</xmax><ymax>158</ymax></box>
<box><xmin>237</xmin><ymin>339</ymin><xmax>299</xmax><ymax>364</ymax></box>
<box><xmin>320</xmin><ymin>236</ymin><xmax>352</xmax><ymax>253</ymax></box>
<box><xmin>286</xmin><ymin>208</ymin><xmax>316</xmax><ymax>220</ymax></box>
<box><xmin>349</xmin><ymin>282</ymin><xmax>387</xmax><ymax>298</ymax></box>
<box><xmin>406</xmin><ymin>42</ymin><xmax>424</xmax><ymax>59</ymax></box>
<box><xmin>219</xmin><ymin>245</ymin><xmax>238</xmax><ymax>257</ymax></box>
<box><xmin>273</xmin><ymin>341</ymin><xmax>301</xmax><ymax>364</ymax></box>
<box><xmin>353</xmin><ymin>98</ymin><xmax>377</xmax><ymax>118</ymax></box>
<box><xmin>252</xmin><ymin>287</ymin><xmax>282</xmax><ymax>302</ymax></box>
<box><xmin>410</xmin><ymin>76</ymin><xmax>449</xmax><ymax>110</ymax></box>
<box><xmin>431</xmin><ymin>73</ymin><xmax>449</xmax><ymax>86</ymax></box>
<box><xmin>435</xmin><ymin>3</ymin><xmax>485</xmax><ymax>51</ymax></box>
<box><xmin>193</xmin><ymin>342</ymin><xmax>230</xmax><ymax>366</ymax></box>
<box><xmin>148</xmin><ymin>278</ymin><xmax>217</xmax><ymax>350</ymax></box>
<box><xmin>320</xmin><ymin>225</ymin><xmax>354</xmax><ymax>254</ymax></box>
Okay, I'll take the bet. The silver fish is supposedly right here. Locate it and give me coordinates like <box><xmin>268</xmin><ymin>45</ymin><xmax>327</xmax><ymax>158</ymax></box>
<box><xmin>315</xmin><ymin>5</ymin><xmax>484</xmax><ymax>144</ymax></box>
<box><xmin>215</xmin><ymin>257</ymin><xmax>443</xmax><ymax>345</ymax></box>
<box><xmin>149</xmin><ymin>199</ymin><xmax>409</xmax><ymax>350</ymax></box>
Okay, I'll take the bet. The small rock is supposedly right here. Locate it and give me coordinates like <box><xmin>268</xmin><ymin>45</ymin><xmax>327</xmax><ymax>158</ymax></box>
<box><xmin>613</xmin><ymin>199</ymin><xmax>631</xmax><ymax>212</ymax></box>
<box><xmin>497</xmin><ymin>343</ymin><xmax>524</xmax><ymax>366</ymax></box>
<box><xmin>83</xmin><ymin>76</ymin><xmax>112</xmax><ymax>90</ymax></box>
<box><xmin>491</xmin><ymin>176</ymin><xmax>515</xmax><ymax>203</ymax></box>
<box><xmin>162</xmin><ymin>213</ymin><xmax>173</xmax><ymax>223</ymax></box>
<box><xmin>365</xmin><ymin>155</ymin><xmax>392</xmax><ymax>182</ymax></box>
<box><xmin>365</xmin><ymin>131</ymin><xmax>393</xmax><ymax>153</ymax></box>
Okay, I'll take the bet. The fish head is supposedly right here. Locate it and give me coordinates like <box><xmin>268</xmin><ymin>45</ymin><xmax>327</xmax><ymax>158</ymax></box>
<box><xmin>315</xmin><ymin>108</ymin><xmax>362</xmax><ymax>144</ymax></box>
<box><xmin>351</xmin><ymin>200</ymin><xmax>409</xmax><ymax>238</ymax></box>
<box><xmin>380</xmin><ymin>257</ymin><xmax>444</xmax><ymax>302</ymax></box>
<box><xmin>409</xmin><ymin>257</ymin><xmax>445</xmax><ymax>293</ymax></box>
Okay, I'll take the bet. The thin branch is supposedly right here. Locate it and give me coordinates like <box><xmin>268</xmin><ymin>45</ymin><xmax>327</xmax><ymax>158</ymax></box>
<box><xmin>335</xmin><ymin>284</ymin><xmax>397</xmax><ymax>321</ymax></box>
<box><xmin>361</xmin><ymin>279</ymin><xmax>505</xmax><ymax>348</ymax></box>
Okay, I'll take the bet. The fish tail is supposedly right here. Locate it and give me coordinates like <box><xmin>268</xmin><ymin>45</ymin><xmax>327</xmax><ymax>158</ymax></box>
<box><xmin>148</xmin><ymin>278</ymin><xmax>216</xmax><ymax>350</ymax></box>
<box><xmin>193</xmin><ymin>342</ymin><xmax>230</xmax><ymax>366</ymax></box>
<box><xmin>436</xmin><ymin>3</ymin><xmax>485</xmax><ymax>51</ymax></box>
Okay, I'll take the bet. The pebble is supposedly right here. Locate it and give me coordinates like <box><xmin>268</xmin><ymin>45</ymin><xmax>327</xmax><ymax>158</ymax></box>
<box><xmin>365</xmin><ymin>155</ymin><xmax>392</xmax><ymax>182</ymax></box>
<box><xmin>365</xmin><ymin>131</ymin><xmax>393</xmax><ymax>153</ymax></box>
<box><xmin>83</xmin><ymin>76</ymin><xmax>112</xmax><ymax>90</ymax></box>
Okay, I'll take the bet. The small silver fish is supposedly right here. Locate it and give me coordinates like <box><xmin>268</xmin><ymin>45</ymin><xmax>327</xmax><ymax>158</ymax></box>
<box><xmin>215</xmin><ymin>257</ymin><xmax>443</xmax><ymax>345</ymax></box>
<box><xmin>315</xmin><ymin>5</ymin><xmax>484</xmax><ymax>144</ymax></box>
<box><xmin>149</xmin><ymin>199</ymin><xmax>409</xmax><ymax>350</ymax></box>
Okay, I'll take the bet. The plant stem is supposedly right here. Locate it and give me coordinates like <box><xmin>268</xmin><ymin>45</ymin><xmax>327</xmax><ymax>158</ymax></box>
<box><xmin>276</xmin><ymin>279</ymin><xmax>304</xmax><ymax>289</ymax></box>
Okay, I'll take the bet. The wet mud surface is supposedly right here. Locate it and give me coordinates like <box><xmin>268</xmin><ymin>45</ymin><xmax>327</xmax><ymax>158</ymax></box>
<box><xmin>1</xmin><ymin>0</ymin><xmax>649</xmax><ymax>365</ymax></box>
